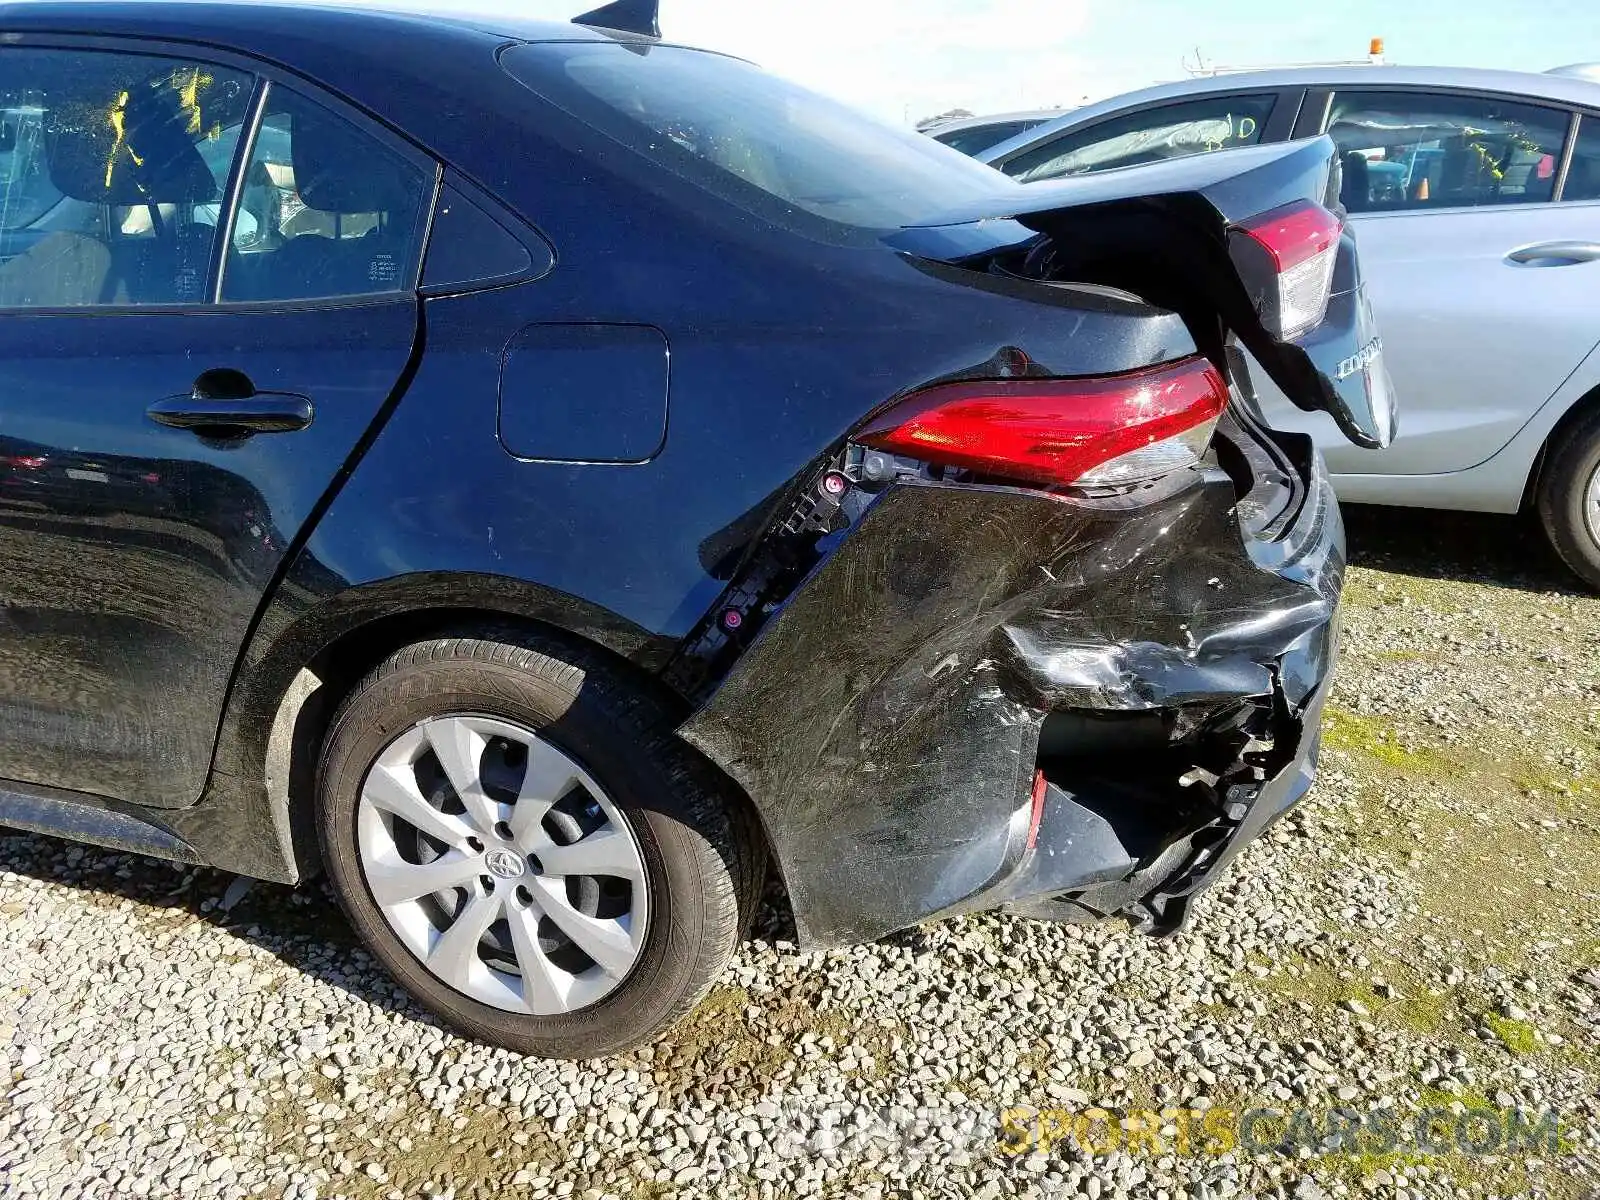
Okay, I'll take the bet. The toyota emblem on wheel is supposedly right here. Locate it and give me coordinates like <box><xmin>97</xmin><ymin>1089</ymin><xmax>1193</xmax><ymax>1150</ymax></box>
<box><xmin>485</xmin><ymin>848</ymin><xmax>525</xmax><ymax>879</ymax></box>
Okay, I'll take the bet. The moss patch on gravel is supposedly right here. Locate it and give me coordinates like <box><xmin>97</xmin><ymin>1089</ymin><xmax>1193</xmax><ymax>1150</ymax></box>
<box><xmin>1248</xmin><ymin>953</ymin><xmax>1457</xmax><ymax>1037</ymax></box>
<box><xmin>646</xmin><ymin>984</ymin><xmax>796</xmax><ymax>1093</ymax></box>
<box><xmin>639</xmin><ymin>979</ymin><xmax>904</xmax><ymax>1100</ymax></box>
<box><xmin>1319</xmin><ymin>707</ymin><xmax>1457</xmax><ymax>775</ymax></box>
<box><xmin>1481</xmin><ymin>1013</ymin><xmax>1539</xmax><ymax>1056</ymax></box>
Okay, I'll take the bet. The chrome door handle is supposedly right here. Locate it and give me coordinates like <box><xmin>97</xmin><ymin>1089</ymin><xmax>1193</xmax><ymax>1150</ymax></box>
<box><xmin>1506</xmin><ymin>240</ymin><xmax>1600</xmax><ymax>265</ymax></box>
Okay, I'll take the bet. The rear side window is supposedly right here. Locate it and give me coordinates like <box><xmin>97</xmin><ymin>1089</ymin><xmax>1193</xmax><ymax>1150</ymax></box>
<box><xmin>1326</xmin><ymin>91</ymin><xmax>1569</xmax><ymax>212</ymax></box>
<box><xmin>220</xmin><ymin>85</ymin><xmax>432</xmax><ymax>302</ymax></box>
<box><xmin>1562</xmin><ymin>115</ymin><xmax>1600</xmax><ymax>201</ymax></box>
<box><xmin>933</xmin><ymin>119</ymin><xmax>1046</xmax><ymax>157</ymax></box>
<box><xmin>501</xmin><ymin>42</ymin><xmax>1015</xmax><ymax>234</ymax></box>
<box><xmin>0</xmin><ymin>48</ymin><xmax>252</xmax><ymax>307</ymax></box>
<box><xmin>998</xmin><ymin>94</ymin><xmax>1277</xmax><ymax>183</ymax></box>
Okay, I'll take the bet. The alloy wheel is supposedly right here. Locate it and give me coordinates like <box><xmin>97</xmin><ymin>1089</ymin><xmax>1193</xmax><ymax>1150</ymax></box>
<box><xmin>355</xmin><ymin>714</ymin><xmax>649</xmax><ymax>1015</ymax></box>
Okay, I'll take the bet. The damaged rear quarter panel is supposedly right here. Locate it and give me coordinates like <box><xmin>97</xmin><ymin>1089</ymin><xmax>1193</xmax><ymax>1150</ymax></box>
<box><xmin>680</xmin><ymin>467</ymin><xmax>1340</xmax><ymax>949</ymax></box>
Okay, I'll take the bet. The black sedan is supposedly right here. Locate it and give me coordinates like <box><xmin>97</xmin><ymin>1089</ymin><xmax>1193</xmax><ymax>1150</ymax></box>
<box><xmin>0</xmin><ymin>0</ymin><xmax>1393</xmax><ymax>1058</ymax></box>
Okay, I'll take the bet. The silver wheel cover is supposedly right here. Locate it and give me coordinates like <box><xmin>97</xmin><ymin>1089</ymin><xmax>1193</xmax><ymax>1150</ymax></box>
<box><xmin>356</xmin><ymin>715</ymin><xmax>649</xmax><ymax>1015</ymax></box>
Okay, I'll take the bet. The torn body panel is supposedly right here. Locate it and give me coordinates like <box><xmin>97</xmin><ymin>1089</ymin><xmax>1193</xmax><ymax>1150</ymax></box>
<box><xmin>681</xmin><ymin>413</ymin><xmax>1341</xmax><ymax>949</ymax></box>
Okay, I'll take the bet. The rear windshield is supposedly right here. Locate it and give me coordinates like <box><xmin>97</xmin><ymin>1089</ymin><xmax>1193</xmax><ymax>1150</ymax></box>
<box><xmin>501</xmin><ymin>41</ymin><xmax>1017</xmax><ymax>233</ymax></box>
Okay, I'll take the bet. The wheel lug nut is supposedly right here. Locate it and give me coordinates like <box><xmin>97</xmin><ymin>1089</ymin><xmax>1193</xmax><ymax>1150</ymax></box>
<box><xmin>467</xmin><ymin>836</ymin><xmax>484</xmax><ymax>852</ymax></box>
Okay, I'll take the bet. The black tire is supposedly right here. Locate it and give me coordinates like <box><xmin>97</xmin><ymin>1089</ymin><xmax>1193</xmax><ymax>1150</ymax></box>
<box><xmin>1537</xmin><ymin>407</ymin><xmax>1600</xmax><ymax>591</ymax></box>
<box><xmin>315</xmin><ymin>629</ymin><xmax>765</xmax><ymax>1059</ymax></box>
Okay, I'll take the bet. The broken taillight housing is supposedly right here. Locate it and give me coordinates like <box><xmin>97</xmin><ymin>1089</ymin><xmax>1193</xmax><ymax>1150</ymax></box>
<box><xmin>1229</xmin><ymin>199</ymin><xmax>1343</xmax><ymax>342</ymax></box>
<box><xmin>857</xmin><ymin>356</ymin><xmax>1229</xmax><ymax>490</ymax></box>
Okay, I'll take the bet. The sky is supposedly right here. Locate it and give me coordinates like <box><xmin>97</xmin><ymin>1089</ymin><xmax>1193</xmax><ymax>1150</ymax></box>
<box><xmin>345</xmin><ymin>0</ymin><xmax>1598</xmax><ymax>124</ymax></box>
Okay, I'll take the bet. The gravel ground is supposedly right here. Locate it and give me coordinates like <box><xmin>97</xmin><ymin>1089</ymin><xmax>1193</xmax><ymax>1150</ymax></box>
<box><xmin>3</xmin><ymin>506</ymin><xmax>1599</xmax><ymax>1200</ymax></box>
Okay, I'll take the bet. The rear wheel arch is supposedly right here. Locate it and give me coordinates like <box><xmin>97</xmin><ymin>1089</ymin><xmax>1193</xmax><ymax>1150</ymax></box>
<box><xmin>215</xmin><ymin>576</ymin><xmax>763</xmax><ymax>881</ymax></box>
<box><xmin>295</xmin><ymin>604</ymin><xmax>691</xmax><ymax>757</ymax></box>
<box><xmin>1530</xmin><ymin>387</ymin><xmax>1600</xmax><ymax>589</ymax></box>
<box><xmin>1523</xmin><ymin>380</ymin><xmax>1600</xmax><ymax>512</ymax></box>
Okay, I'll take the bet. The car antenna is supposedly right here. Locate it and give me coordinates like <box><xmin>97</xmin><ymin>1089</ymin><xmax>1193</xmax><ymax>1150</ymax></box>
<box><xmin>573</xmin><ymin>0</ymin><xmax>660</xmax><ymax>38</ymax></box>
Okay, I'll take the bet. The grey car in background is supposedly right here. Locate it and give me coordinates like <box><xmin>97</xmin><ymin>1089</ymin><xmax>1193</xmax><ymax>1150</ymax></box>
<box><xmin>971</xmin><ymin>66</ymin><xmax>1600</xmax><ymax>587</ymax></box>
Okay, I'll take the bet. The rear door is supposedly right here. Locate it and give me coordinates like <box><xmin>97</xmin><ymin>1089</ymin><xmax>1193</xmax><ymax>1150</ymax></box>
<box><xmin>1257</xmin><ymin>87</ymin><xmax>1600</xmax><ymax>475</ymax></box>
<box><xmin>0</xmin><ymin>41</ymin><xmax>435</xmax><ymax>808</ymax></box>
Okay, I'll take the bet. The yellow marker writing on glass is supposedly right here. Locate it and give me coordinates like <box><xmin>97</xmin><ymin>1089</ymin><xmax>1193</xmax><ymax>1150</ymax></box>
<box><xmin>103</xmin><ymin>90</ymin><xmax>142</xmax><ymax>189</ymax></box>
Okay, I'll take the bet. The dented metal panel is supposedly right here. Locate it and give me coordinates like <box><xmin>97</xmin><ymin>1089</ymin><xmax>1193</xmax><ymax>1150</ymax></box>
<box><xmin>681</xmin><ymin>420</ymin><xmax>1342</xmax><ymax>949</ymax></box>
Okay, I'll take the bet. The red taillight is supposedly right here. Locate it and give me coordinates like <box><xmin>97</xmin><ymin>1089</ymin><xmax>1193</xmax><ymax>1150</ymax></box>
<box><xmin>1231</xmin><ymin>200</ymin><xmax>1343</xmax><ymax>341</ymax></box>
<box><xmin>2</xmin><ymin>455</ymin><xmax>47</xmax><ymax>470</ymax></box>
<box><xmin>857</xmin><ymin>356</ymin><xmax>1228</xmax><ymax>490</ymax></box>
<box><xmin>1237</xmin><ymin>199</ymin><xmax>1341</xmax><ymax>272</ymax></box>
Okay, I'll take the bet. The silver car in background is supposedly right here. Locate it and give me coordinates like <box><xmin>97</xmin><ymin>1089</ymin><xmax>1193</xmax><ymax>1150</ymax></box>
<box><xmin>975</xmin><ymin>66</ymin><xmax>1600</xmax><ymax>587</ymax></box>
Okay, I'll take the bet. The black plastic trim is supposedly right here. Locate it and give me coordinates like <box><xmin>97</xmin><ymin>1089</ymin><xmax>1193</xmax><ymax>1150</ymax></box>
<box><xmin>1262</xmin><ymin>87</ymin><xmax>1307</xmax><ymax>143</ymax></box>
<box><xmin>1293</xmin><ymin>88</ymin><xmax>1334</xmax><ymax>140</ymax></box>
<box><xmin>0</xmin><ymin>780</ymin><xmax>203</xmax><ymax>864</ymax></box>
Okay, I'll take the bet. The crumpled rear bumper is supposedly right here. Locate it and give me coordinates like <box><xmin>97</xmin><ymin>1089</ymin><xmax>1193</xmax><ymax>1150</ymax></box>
<box><xmin>681</xmin><ymin>413</ymin><xmax>1342</xmax><ymax>949</ymax></box>
<box><xmin>972</xmin><ymin>678</ymin><xmax>1327</xmax><ymax>935</ymax></box>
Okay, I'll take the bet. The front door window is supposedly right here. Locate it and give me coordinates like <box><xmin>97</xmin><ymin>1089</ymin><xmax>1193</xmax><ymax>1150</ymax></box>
<box><xmin>1326</xmin><ymin>90</ymin><xmax>1570</xmax><ymax>212</ymax></box>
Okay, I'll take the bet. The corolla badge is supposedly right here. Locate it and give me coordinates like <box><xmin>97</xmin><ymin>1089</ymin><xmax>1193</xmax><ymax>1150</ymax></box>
<box><xmin>1335</xmin><ymin>336</ymin><xmax>1383</xmax><ymax>382</ymax></box>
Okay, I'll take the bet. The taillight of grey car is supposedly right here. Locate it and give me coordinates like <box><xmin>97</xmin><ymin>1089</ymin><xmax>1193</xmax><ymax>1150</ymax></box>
<box><xmin>0</xmin><ymin>0</ymin><xmax>1386</xmax><ymax>1058</ymax></box>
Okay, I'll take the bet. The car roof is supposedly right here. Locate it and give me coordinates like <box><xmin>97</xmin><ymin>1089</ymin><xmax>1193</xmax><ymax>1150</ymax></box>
<box><xmin>1548</xmin><ymin>62</ymin><xmax>1600</xmax><ymax>84</ymax></box>
<box><xmin>924</xmin><ymin>109</ymin><xmax>1072</xmax><ymax>135</ymax></box>
<box><xmin>980</xmin><ymin>63</ymin><xmax>1600</xmax><ymax>163</ymax></box>
<box><xmin>0</xmin><ymin>0</ymin><xmax>613</xmax><ymax>45</ymax></box>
